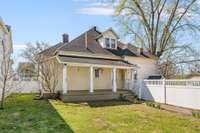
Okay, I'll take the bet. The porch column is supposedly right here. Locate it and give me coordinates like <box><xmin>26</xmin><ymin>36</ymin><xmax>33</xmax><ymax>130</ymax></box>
<box><xmin>112</xmin><ymin>67</ymin><xmax>117</xmax><ymax>92</ymax></box>
<box><xmin>131</xmin><ymin>69</ymin><xmax>135</xmax><ymax>90</ymax></box>
<box><xmin>89</xmin><ymin>66</ymin><xmax>94</xmax><ymax>93</ymax></box>
<box><xmin>124</xmin><ymin>69</ymin><xmax>128</xmax><ymax>89</ymax></box>
<box><xmin>63</xmin><ymin>64</ymin><xmax>68</xmax><ymax>94</ymax></box>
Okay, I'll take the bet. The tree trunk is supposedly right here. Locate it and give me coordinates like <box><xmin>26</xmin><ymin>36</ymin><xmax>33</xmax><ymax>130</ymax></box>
<box><xmin>0</xmin><ymin>85</ymin><xmax>6</xmax><ymax>109</ymax></box>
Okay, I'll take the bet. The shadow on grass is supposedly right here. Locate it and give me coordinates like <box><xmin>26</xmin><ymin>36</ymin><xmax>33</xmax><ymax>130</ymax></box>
<box><xmin>48</xmin><ymin>100</ymin><xmax>75</xmax><ymax>133</ymax></box>
<box><xmin>56</xmin><ymin>99</ymin><xmax>135</xmax><ymax>108</ymax></box>
<box><xmin>86</xmin><ymin>100</ymin><xmax>133</xmax><ymax>108</ymax></box>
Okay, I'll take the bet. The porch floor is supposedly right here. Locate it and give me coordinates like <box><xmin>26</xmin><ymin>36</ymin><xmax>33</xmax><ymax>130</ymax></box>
<box><xmin>60</xmin><ymin>89</ymin><xmax>134</xmax><ymax>102</ymax></box>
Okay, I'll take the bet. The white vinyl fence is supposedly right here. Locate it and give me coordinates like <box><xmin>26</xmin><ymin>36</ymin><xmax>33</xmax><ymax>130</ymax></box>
<box><xmin>12</xmin><ymin>81</ymin><xmax>40</xmax><ymax>93</ymax></box>
<box><xmin>0</xmin><ymin>80</ymin><xmax>40</xmax><ymax>101</ymax></box>
<box><xmin>140</xmin><ymin>79</ymin><xmax>200</xmax><ymax>109</ymax></box>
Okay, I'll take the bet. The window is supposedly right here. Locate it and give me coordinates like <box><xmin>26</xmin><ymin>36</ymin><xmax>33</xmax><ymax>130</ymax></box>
<box><xmin>134</xmin><ymin>71</ymin><xmax>138</xmax><ymax>80</ymax></box>
<box><xmin>95</xmin><ymin>69</ymin><xmax>100</xmax><ymax>78</ymax></box>
<box><xmin>105</xmin><ymin>38</ymin><xmax>110</xmax><ymax>48</ymax></box>
<box><xmin>111</xmin><ymin>39</ymin><xmax>116</xmax><ymax>48</ymax></box>
<box><xmin>104</xmin><ymin>38</ymin><xmax>117</xmax><ymax>49</ymax></box>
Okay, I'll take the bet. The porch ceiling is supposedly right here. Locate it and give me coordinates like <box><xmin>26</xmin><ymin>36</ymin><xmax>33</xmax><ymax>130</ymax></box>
<box><xmin>57</xmin><ymin>55</ymin><xmax>136</xmax><ymax>68</ymax></box>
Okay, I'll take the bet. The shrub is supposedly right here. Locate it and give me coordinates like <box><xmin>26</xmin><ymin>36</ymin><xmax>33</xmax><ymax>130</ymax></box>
<box><xmin>192</xmin><ymin>111</ymin><xmax>200</xmax><ymax>118</ymax></box>
<box><xmin>145</xmin><ymin>102</ymin><xmax>161</xmax><ymax>109</ymax></box>
<box><xmin>120</xmin><ymin>94</ymin><xmax>140</xmax><ymax>104</ymax></box>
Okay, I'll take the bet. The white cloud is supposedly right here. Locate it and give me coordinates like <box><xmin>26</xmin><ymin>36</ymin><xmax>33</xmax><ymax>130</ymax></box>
<box><xmin>73</xmin><ymin>0</ymin><xmax>104</xmax><ymax>2</ymax></box>
<box><xmin>74</xmin><ymin>0</ymin><xmax>115</xmax><ymax>16</ymax></box>
<box><xmin>13</xmin><ymin>44</ymin><xmax>26</xmax><ymax>50</ymax></box>
<box><xmin>78</xmin><ymin>7</ymin><xmax>114</xmax><ymax>16</ymax></box>
<box><xmin>87</xmin><ymin>2</ymin><xmax>110</xmax><ymax>7</ymax></box>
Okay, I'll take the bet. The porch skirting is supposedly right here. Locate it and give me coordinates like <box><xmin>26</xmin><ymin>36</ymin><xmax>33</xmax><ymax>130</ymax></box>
<box><xmin>59</xmin><ymin>89</ymin><xmax>131</xmax><ymax>102</ymax></box>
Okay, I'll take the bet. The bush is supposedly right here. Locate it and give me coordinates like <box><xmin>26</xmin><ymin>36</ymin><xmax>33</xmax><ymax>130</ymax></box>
<box><xmin>120</xmin><ymin>94</ymin><xmax>140</xmax><ymax>104</ymax></box>
<box><xmin>192</xmin><ymin>111</ymin><xmax>200</xmax><ymax>118</ymax></box>
<box><xmin>145</xmin><ymin>102</ymin><xmax>161</xmax><ymax>109</ymax></box>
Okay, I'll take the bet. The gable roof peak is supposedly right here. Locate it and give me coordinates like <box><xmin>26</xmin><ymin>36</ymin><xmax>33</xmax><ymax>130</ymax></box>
<box><xmin>103</xmin><ymin>27</ymin><xmax>119</xmax><ymax>39</ymax></box>
<box><xmin>122</xmin><ymin>43</ymin><xmax>129</xmax><ymax>49</ymax></box>
<box><xmin>86</xmin><ymin>26</ymin><xmax>100</xmax><ymax>33</ymax></box>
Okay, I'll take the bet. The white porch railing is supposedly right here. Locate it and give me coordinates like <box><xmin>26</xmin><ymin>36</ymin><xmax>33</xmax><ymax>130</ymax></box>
<box><xmin>125</xmin><ymin>79</ymin><xmax>140</xmax><ymax>95</ymax></box>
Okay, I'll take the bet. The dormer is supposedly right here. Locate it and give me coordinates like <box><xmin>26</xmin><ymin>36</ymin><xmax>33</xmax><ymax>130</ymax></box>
<box><xmin>98</xmin><ymin>28</ymin><xmax>119</xmax><ymax>50</ymax></box>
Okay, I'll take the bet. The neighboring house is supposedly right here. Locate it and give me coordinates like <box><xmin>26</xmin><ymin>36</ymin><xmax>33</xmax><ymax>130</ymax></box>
<box><xmin>39</xmin><ymin>27</ymin><xmax>158</xmax><ymax>101</ymax></box>
<box><xmin>0</xmin><ymin>17</ymin><xmax>13</xmax><ymax>100</ymax></box>
<box><xmin>17</xmin><ymin>62</ymin><xmax>37</xmax><ymax>81</ymax></box>
<box><xmin>188</xmin><ymin>73</ymin><xmax>200</xmax><ymax>80</ymax></box>
<box><xmin>0</xmin><ymin>17</ymin><xmax>13</xmax><ymax>57</ymax></box>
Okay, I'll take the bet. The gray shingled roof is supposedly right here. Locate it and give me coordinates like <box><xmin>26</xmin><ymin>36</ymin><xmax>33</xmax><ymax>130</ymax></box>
<box><xmin>108</xmin><ymin>42</ymin><xmax>156</xmax><ymax>58</ymax></box>
<box><xmin>39</xmin><ymin>26</ymin><xmax>155</xmax><ymax>59</ymax></box>
<box><xmin>59</xmin><ymin>27</ymin><xmax>115</xmax><ymax>56</ymax></box>
<box><xmin>39</xmin><ymin>43</ymin><xmax>65</xmax><ymax>56</ymax></box>
<box><xmin>58</xmin><ymin>55</ymin><xmax>134</xmax><ymax>67</ymax></box>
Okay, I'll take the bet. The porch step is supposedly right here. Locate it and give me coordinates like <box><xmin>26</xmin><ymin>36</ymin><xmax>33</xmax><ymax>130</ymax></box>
<box><xmin>60</xmin><ymin>89</ymin><xmax>135</xmax><ymax>102</ymax></box>
<box><xmin>120</xmin><ymin>92</ymin><xmax>138</xmax><ymax>103</ymax></box>
<box><xmin>61</xmin><ymin>93</ymin><xmax>120</xmax><ymax>102</ymax></box>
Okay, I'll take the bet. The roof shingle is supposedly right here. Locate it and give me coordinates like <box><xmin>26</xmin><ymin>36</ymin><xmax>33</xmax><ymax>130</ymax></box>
<box><xmin>39</xmin><ymin>26</ymin><xmax>156</xmax><ymax>59</ymax></box>
<box><xmin>58</xmin><ymin>55</ymin><xmax>134</xmax><ymax>67</ymax></box>
<box><xmin>59</xmin><ymin>27</ymin><xmax>115</xmax><ymax>56</ymax></box>
<box><xmin>39</xmin><ymin>43</ymin><xmax>64</xmax><ymax>56</ymax></box>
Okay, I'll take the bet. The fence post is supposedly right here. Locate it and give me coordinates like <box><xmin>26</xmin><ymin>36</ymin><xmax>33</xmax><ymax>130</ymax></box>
<box><xmin>163</xmin><ymin>78</ymin><xmax>166</xmax><ymax>104</ymax></box>
<box><xmin>139</xmin><ymin>80</ymin><xmax>142</xmax><ymax>100</ymax></box>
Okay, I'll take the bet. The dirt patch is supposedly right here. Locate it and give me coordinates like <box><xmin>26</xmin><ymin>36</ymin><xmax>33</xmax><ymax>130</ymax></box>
<box><xmin>93</xmin><ymin>118</ymin><xmax>111</xmax><ymax>129</ymax></box>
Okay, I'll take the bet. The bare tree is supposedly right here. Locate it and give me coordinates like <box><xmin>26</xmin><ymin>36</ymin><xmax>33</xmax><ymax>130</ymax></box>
<box><xmin>38</xmin><ymin>59</ymin><xmax>59</xmax><ymax>95</ymax></box>
<box><xmin>159</xmin><ymin>60</ymin><xmax>177</xmax><ymax>79</ymax></box>
<box><xmin>21</xmin><ymin>42</ymin><xmax>50</xmax><ymax>78</ymax></box>
<box><xmin>188</xmin><ymin>48</ymin><xmax>200</xmax><ymax>73</ymax></box>
<box><xmin>114</xmin><ymin>0</ymin><xmax>200</xmax><ymax>57</ymax></box>
<box><xmin>0</xmin><ymin>40</ymin><xmax>14</xmax><ymax>109</ymax></box>
<box><xmin>22</xmin><ymin>42</ymin><xmax>49</xmax><ymax>64</ymax></box>
<box><xmin>158</xmin><ymin>45</ymin><xmax>200</xmax><ymax>78</ymax></box>
<box><xmin>22</xmin><ymin>42</ymin><xmax>59</xmax><ymax>97</ymax></box>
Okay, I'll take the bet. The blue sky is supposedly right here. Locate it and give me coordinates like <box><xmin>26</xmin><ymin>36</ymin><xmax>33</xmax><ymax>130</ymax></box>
<box><xmin>0</xmin><ymin>0</ymin><xmax>115</xmax><ymax>64</ymax></box>
<box><xmin>0</xmin><ymin>0</ymin><xmax>199</xmax><ymax>66</ymax></box>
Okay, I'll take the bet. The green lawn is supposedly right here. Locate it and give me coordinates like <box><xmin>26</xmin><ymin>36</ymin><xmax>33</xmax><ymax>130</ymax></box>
<box><xmin>0</xmin><ymin>94</ymin><xmax>73</xmax><ymax>133</ymax></box>
<box><xmin>0</xmin><ymin>95</ymin><xmax>199</xmax><ymax>133</ymax></box>
<box><xmin>50</xmin><ymin>100</ymin><xmax>200</xmax><ymax>133</ymax></box>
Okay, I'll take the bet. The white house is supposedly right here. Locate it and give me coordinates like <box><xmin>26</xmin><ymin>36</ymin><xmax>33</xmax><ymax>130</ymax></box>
<box><xmin>189</xmin><ymin>73</ymin><xmax>200</xmax><ymax>80</ymax></box>
<box><xmin>0</xmin><ymin>17</ymin><xmax>13</xmax><ymax>100</ymax></box>
<box><xmin>39</xmin><ymin>27</ymin><xmax>159</xmax><ymax>101</ymax></box>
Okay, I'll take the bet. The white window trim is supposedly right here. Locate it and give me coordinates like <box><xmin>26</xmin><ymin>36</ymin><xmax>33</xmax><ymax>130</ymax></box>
<box><xmin>104</xmin><ymin>37</ymin><xmax>117</xmax><ymax>49</ymax></box>
<box><xmin>105</xmin><ymin>37</ymin><xmax>110</xmax><ymax>48</ymax></box>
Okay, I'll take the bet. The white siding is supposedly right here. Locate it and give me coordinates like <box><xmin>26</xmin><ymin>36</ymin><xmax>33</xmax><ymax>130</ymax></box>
<box><xmin>98</xmin><ymin>30</ymin><xmax>118</xmax><ymax>48</ymax></box>
<box><xmin>124</xmin><ymin>56</ymin><xmax>159</xmax><ymax>81</ymax></box>
<box><xmin>0</xmin><ymin>18</ymin><xmax>13</xmax><ymax>100</ymax></box>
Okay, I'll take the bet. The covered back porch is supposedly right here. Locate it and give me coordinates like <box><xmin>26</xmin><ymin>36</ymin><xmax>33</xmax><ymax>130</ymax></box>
<box><xmin>57</xmin><ymin>55</ymin><xmax>137</xmax><ymax>101</ymax></box>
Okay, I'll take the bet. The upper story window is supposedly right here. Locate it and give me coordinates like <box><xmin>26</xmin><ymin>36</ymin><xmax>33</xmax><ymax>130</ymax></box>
<box><xmin>105</xmin><ymin>38</ymin><xmax>110</xmax><ymax>48</ymax></box>
<box><xmin>104</xmin><ymin>38</ymin><xmax>117</xmax><ymax>49</ymax></box>
<box><xmin>111</xmin><ymin>39</ymin><xmax>116</xmax><ymax>49</ymax></box>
